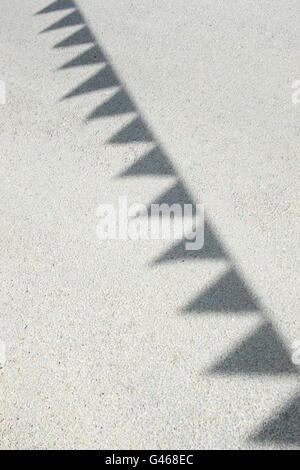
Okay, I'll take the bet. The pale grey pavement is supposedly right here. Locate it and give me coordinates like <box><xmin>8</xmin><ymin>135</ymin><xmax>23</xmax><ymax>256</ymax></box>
<box><xmin>0</xmin><ymin>0</ymin><xmax>299</xmax><ymax>449</ymax></box>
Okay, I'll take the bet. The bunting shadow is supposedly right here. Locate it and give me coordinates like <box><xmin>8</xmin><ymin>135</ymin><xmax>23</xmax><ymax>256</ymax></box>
<box><xmin>36</xmin><ymin>0</ymin><xmax>299</xmax><ymax>448</ymax></box>
<box><xmin>250</xmin><ymin>394</ymin><xmax>300</xmax><ymax>445</ymax></box>
<box><xmin>119</xmin><ymin>145</ymin><xmax>176</xmax><ymax>178</ymax></box>
<box><xmin>36</xmin><ymin>0</ymin><xmax>75</xmax><ymax>15</ymax></box>
<box><xmin>109</xmin><ymin>117</ymin><xmax>154</xmax><ymax>144</ymax></box>
<box><xmin>183</xmin><ymin>268</ymin><xmax>260</xmax><ymax>313</ymax></box>
<box><xmin>41</xmin><ymin>9</ymin><xmax>84</xmax><ymax>33</ymax></box>
<box><xmin>54</xmin><ymin>26</ymin><xmax>95</xmax><ymax>48</ymax></box>
<box><xmin>58</xmin><ymin>44</ymin><xmax>106</xmax><ymax>69</ymax></box>
<box><xmin>209</xmin><ymin>322</ymin><xmax>298</xmax><ymax>376</ymax></box>
<box><xmin>88</xmin><ymin>88</ymin><xmax>136</xmax><ymax>119</ymax></box>
<box><xmin>153</xmin><ymin>219</ymin><xmax>228</xmax><ymax>262</ymax></box>
<box><xmin>144</xmin><ymin>180</ymin><xmax>196</xmax><ymax>217</ymax></box>
<box><xmin>61</xmin><ymin>65</ymin><xmax>119</xmax><ymax>99</ymax></box>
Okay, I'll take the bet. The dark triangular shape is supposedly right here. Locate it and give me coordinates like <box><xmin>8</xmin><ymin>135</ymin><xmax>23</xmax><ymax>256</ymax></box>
<box><xmin>119</xmin><ymin>146</ymin><xmax>176</xmax><ymax>177</ymax></box>
<box><xmin>184</xmin><ymin>268</ymin><xmax>259</xmax><ymax>313</ymax></box>
<box><xmin>36</xmin><ymin>0</ymin><xmax>75</xmax><ymax>15</ymax></box>
<box><xmin>145</xmin><ymin>180</ymin><xmax>196</xmax><ymax>217</ymax></box>
<box><xmin>41</xmin><ymin>10</ymin><xmax>84</xmax><ymax>33</ymax></box>
<box><xmin>154</xmin><ymin>220</ymin><xmax>227</xmax><ymax>262</ymax></box>
<box><xmin>109</xmin><ymin>117</ymin><xmax>153</xmax><ymax>144</ymax></box>
<box><xmin>209</xmin><ymin>322</ymin><xmax>297</xmax><ymax>375</ymax></box>
<box><xmin>54</xmin><ymin>26</ymin><xmax>95</xmax><ymax>48</ymax></box>
<box><xmin>62</xmin><ymin>66</ymin><xmax>119</xmax><ymax>100</ymax></box>
<box><xmin>88</xmin><ymin>89</ymin><xmax>135</xmax><ymax>120</ymax></box>
<box><xmin>250</xmin><ymin>394</ymin><xmax>300</xmax><ymax>444</ymax></box>
<box><xmin>59</xmin><ymin>45</ymin><xmax>106</xmax><ymax>69</ymax></box>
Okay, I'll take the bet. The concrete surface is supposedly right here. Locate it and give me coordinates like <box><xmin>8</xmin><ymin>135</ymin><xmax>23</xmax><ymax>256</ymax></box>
<box><xmin>0</xmin><ymin>0</ymin><xmax>299</xmax><ymax>449</ymax></box>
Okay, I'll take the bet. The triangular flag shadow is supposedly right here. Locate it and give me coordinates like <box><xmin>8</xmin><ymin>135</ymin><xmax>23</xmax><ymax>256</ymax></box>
<box><xmin>153</xmin><ymin>220</ymin><xmax>227</xmax><ymax>262</ymax></box>
<box><xmin>119</xmin><ymin>146</ymin><xmax>176</xmax><ymax>177</ymax></box>
<box><xmin>142</xmin><ymin>180</ymin><xmax>196</xmax><ymax>217</ymax></box>
<box><xmin>109</xmin><ymin>117</ymin><xmax>153</xmax><ymax>144</ymax></box>
<box><xmin>209</xmin><ymin>322</ymin><xmax>297</xmax><ymax>375</ymax></box>
<box><xmin>36</xmin><ymin>0</ymin><xmax>75</xmax><ymax>15</ymax></box>
<box><xmin>250</xmin><ymin>394</ymin><xmax>300</xmax><ymax>444</ymax></box>
<box><xmin>59</xmin><ymin>45</ymin><xmax>106</xmax><ymax>69</ymax></box>
<box><xmin>41</xmin><ymin>10</ymin><xmax>84</xmax><ymax>33</ymax></box>
<box><xmin>88</xmin><ymin>89</ymin><xmax>136</xmax><ymax>119</ymax></box>
<box><xmin>62</xmin><ymin>66</ymin><xmax>119</xmax><ymax>100</ymax></box>
<box><xmin>54</xmin><ymin>26</ymin><xmax>95</xmax><ymax>48</ymax></box>
<box><xmin>184</xmin><ymin>268</ymin><xmax>259</xmax><ymax>313</ymax></box>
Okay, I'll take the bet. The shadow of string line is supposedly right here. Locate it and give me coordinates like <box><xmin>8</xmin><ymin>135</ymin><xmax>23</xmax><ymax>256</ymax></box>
<box><xmin>35</xmin><ymin>0</ymin><xmax>299</xmax><ymax>446</ymax></box>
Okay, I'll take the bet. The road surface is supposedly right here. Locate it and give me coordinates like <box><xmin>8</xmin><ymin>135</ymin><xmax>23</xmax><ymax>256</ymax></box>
<box><xmin>0</xmin><ymin>0</ymin><xmax>299</xmax><ymax>449</ymax></box>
